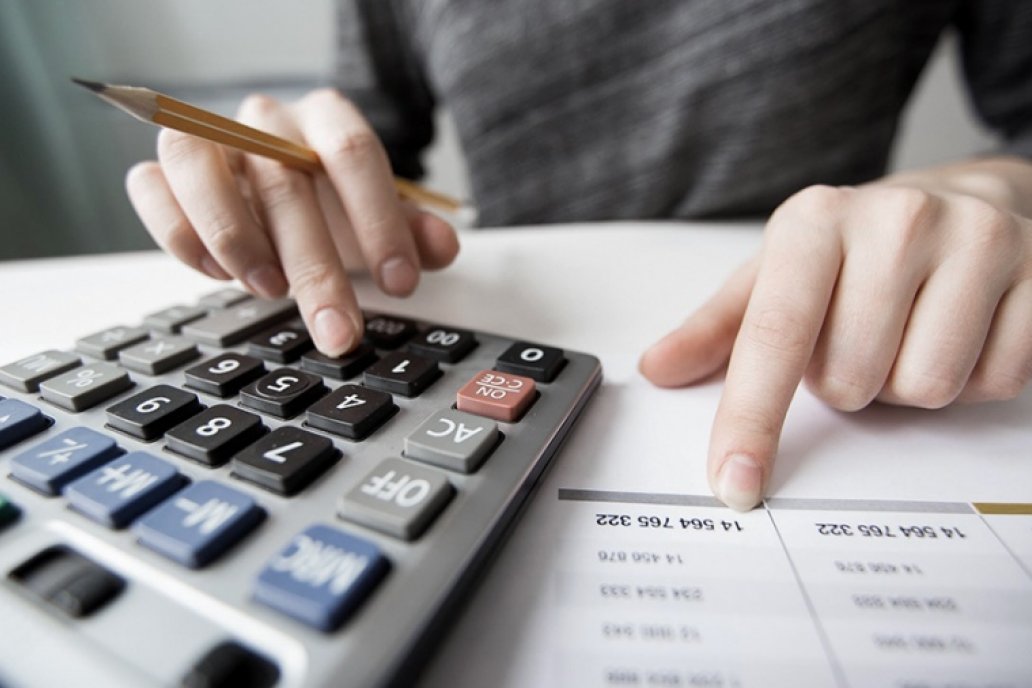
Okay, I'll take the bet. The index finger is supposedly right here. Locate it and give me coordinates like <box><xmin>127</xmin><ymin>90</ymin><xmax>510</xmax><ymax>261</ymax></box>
<box><xmin>709</xmin><ymin>187</ymin><xmax>845</xmax><ymax>510</ymax></box>
<box><xmin>293</xmin><ymin>89</ymin><xmax>421</xmax><ymax>297</ymax></box>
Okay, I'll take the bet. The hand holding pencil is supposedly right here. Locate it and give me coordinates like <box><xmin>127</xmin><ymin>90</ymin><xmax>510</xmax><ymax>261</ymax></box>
<box><xmin>78</xmin><ymin>81</ymin><xmax>462</xmax><ymax>356</ymax></box>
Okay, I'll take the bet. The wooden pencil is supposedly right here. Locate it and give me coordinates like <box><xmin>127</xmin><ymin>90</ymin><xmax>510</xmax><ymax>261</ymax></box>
<box><xmin>72</xmin><ymin>78</ymin><xmax>465</xmax><ymax>214</ymax></box>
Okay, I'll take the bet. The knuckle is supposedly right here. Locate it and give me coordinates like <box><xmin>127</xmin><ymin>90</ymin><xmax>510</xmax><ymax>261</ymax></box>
<box><xmin>287</xmin><ymin>259</ymin><xmax>344</xmax><ymax>298</ymax></box>
<box><xmin>200</xmin><ymin>213</ymin><xmax>247</xmax><ymax>258</ymax></box>
<box><xmin>252</xmin><ymin>170</ymin><xmax>308</xmax><ymax>212</ymax></box>
<box><xmin>156</xmin><ymin>128</ymin><xmax>202</xmax><ymax>165</ymax></box>
<box><xmin>721</xmin><ymin>405</ymin><xmax>782</xmax><ymax>445</ymax></box>
<box><xmin>160</xmin><ymin>216</ymin><xmax>199</xmax><ymax>254</ymax></box>
<box><xmin>806</xmin><ymin>370</ymin><xmax>879</xmax><ymax>412</ymax></box>
<box><xmin>322</xmin><ymin>128</ymin><xmax>381</xmax><ymax>166</ymax></box>
<box><xmin>776</xmin><ymin>185</ymin><xmax>849</xmax><ymax>224</ymax></box>
<box><xmin>124</xmin><ymin>160</ymin><xmax>159</xmax><ymax>194</ymax></box>
<box><xmin>237</xmin><ymin>93</ymin><xmax>279</xmax><ymax>120</ymax></box>
<box><xmin>888</xmin><ymin>369</ymin><xmax>964</xmax><ymax>409</ymax></box>
<box><xmin>882</xmin><ymin>187</ymin><xmax>940</xmax><ymax>231</ymax></box>
<box><xmin>961</xmin><ymin>202</ymin><xmax>1020</xmax><ymax>263</ymax></box>
<box><xmin>744</xmin><ymin>304</ymin><xmax>815</xmax><ymax>356</ymax></box>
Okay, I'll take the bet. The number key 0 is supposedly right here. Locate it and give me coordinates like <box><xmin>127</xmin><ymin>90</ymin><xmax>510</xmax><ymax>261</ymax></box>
<box><xmin>165</xmin><ymin>405</ymin><xmax>265</xmax><ymax>466</ymax></box>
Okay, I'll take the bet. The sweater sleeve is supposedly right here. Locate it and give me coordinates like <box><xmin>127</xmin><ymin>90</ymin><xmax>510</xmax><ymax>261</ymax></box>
<box><xmin>333</xmin><ymin>0</ymin><xmax>436</xmax><ymax>179</ymax></box>
<box><xmin>955</xmin><ymin>0</ymin><xmax>1032</xmax><ymax>160</ymax></box>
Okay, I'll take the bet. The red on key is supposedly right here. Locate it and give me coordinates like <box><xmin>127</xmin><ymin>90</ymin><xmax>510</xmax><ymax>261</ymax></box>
<box><xmin>456</xmin><ymin>370</ymin><xmax>536</xmax><ymax>422</ymax></box>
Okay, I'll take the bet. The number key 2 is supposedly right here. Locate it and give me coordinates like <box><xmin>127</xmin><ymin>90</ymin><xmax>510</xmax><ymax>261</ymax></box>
<box><xmin>165</xmin><ymin>405</ymin><xmax>265</xmax><ymax>466</ymax></box>
<box><xmin>184</xmin><ymin>353</ymin><xmax>265</xmax><ymax>397</ymax></box>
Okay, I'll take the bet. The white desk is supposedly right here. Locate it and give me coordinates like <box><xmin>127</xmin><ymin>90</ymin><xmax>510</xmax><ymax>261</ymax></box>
<box><xmin>2</xmin><ymin>223</ymin><xmax>1031</xmax><ymax>687</ymax></box>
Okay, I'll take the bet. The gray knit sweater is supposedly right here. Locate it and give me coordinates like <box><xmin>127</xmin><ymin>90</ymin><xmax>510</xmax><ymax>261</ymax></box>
<box><xmin>334</xmin><ymin>1</ymin><xmax>1032</xmax><ymax>226</ymax></box>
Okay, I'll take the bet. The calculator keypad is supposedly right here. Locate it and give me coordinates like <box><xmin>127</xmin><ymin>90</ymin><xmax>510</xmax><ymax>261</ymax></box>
<box><xmin>0</xmin><ymin>292</ymin><xmax>602</xmax><ymax>688</ymax></box>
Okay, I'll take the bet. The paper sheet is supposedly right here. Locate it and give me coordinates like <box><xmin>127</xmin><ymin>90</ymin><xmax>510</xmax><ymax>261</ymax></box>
<box><xmin>422</xmin><ymin>355</ymin><xmax>1032</xmax><ymax>688</ymax></box>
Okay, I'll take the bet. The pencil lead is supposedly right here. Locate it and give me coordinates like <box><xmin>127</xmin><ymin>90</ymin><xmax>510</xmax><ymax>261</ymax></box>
<box><xmin>70</xmin><ymin>77</ymin><xmax>106</xmax><ymax>93</ymax></box>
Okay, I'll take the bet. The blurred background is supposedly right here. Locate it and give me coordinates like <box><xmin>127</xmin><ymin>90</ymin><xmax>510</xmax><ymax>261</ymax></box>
<box><xmin>0</xmin><ymin>0</ymin><xmax>999</xmax><ymax>261</ymax></box>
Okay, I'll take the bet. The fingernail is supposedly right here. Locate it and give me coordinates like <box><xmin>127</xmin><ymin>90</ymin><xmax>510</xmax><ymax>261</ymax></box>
<box><xmin>716</xmin><ymin>454</ymin><xmax>763</xmax><ymax>511</ymax></box>
<box><xmin>201</xmin><ymin>256</ymin><xmax>231</xmax><ymax>280</ymax></box>
<box><xmin>246</xmin><ymin>265</ymin><xmax>288</xmax><ymax>298</ymax></box>
<box><xmin>312</xmin><ymin>307</ymin><xmax>357</xmax><ymax>357</ymax></box>
<box><xmin>379</xmin><ymin>257</ymin><xmax>418</xmax><ymax>295</ymax></box>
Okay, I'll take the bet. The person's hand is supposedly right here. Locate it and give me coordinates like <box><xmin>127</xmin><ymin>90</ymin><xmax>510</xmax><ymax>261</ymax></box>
<box><xmin>125</xmin><ymin>89</ymin><xmax>460</xmax><ymax>356</ymax></box>
<box><xmin>639</xmin><ymin>157</ymin><xmax>1032</xmax><ymax>511</ymax></box>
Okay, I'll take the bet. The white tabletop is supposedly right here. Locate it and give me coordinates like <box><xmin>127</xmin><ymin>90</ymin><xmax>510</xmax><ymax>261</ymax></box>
<box><xmin>4</xmin><ymin>222</ymin><xmax>1031</xmax><ymax>687</ymax></box>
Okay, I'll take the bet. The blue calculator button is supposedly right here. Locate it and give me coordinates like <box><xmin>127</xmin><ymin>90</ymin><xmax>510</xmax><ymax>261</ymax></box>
<box><xmin>253</xmin><ymin>524</ymin><xmax>389</xmax><ymax>632</ymax></box>
<box><xmin>11</xmin><ymin>428</ymin><xmax>123</xmax><ymax>495</ymax></box>
<box><xmin>0</xmin><ymin>399</ymin><xmax>50</xmax><ymax>450</ymax></box>
<box><xmin>134</xmin><ymin>481</ymin><xmax>265</xmax><ymax>568</ymax></box>
<box><xmin>65</xmin><ymin>451</ymin><xmax>185</xmax><ymax>528</ymax></box>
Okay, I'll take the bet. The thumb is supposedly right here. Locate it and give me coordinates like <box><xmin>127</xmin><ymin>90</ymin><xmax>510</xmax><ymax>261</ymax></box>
<box><xmin>639</xmin><ymin>257</ymin><xmax>758</xmax><ymax>387</ymax></box>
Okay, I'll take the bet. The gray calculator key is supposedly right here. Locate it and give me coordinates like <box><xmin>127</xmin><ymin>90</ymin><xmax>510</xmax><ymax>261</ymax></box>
<box><xmin>75</xmin><ymin>326</ymin><xmax>150</xmax><ymax>360</ymax></box>
<box><xmin>0</xmin><ymin>350</ymin><xmax>81</xmax><ymax>392</ymax></box>
<box><xmin>182</xmin><ymin>298</ymin><xmax>296</xmax><ymax>346</ymax></box>
<box><xmin>117</xmin><ymin>337</ymin><xmax>199</xmax><ymax>375</ymax></box>
<box><xmin>404</xmin><ymin>409</ymin><xmax>499</xmax><ymax>473</ymax></box>
<box><xmin>197</xmin><ymin>288</ymin><xmax>251</xmax><ymax>309</ymax></box>
<box><xmin>143</xmin><ymin>305</ymin><xmax>208</xmax><ymax>333</ymax></box>
<box><xmin>338</xmin><ymin>458</ymin><xmax>454</xmax><ymax>540</ymax></box>
<box><xmin>40</xmin><ymin>363</ymin><xmax>133</xmax><ymax>412</ymax></box>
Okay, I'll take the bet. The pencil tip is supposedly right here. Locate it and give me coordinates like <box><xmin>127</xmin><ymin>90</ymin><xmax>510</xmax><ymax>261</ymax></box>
<box><xmin>70</xmin><ymin>77</ymin><xmax>105</xmax><ymax>93</ymax></box>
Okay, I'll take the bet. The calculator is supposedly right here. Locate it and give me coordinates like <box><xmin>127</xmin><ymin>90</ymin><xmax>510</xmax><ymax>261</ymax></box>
<box><xmin>0</xmin><ymin>288</ymin><xmax>602</xmax><ymax>688</ymax></box>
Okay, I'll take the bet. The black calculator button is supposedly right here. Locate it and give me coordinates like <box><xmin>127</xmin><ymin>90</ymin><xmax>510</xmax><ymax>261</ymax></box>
<box><xmin>363</xmin><ymin>314</ymin><xmax>417</xmax><ymax>349</ymax></box>
<box><xmin>184</xmin><ymin>354</ymin><xmax>265</xmax><ymax>398</ymax></box>
<box><xmin>495</xmin><ymin>342</ymin><xmax>566</xmax><ymax>382</ymax></box>
<box><xmin>239</xmin><ymin>369</ymin><xmax>327</xmax><ymax>419</ymax></box>
<box><xmin>301</xmin><ymin>342</ymin><xmax>377</xmax><ymax>380</ymax></box>
<box><xmin>364</xmin><ymin>352</ymin><xmax>440</xmax><ymax>397</ymax></box>
<box><xmin>166</xmin><ymin>405</ymin><xmax>266</xmax><ymax>466</ymax></box>
<box><xmin>231</xmin><ymin>426</ymin><xmax>337</xmax><ymax>495</ymax></box>
<box><xmin>247</xmin><ymin>325</ymin><xmax>313</xmax><ymax>363</ymax></box>
<box><xmin>407</xmin><ymin>326</ymin><xmax>478</xmax><ymax>363</ymax></box>
<box><xmin>106</xmin><ymin>385</ymin><xmax>204</xmax><ymax>441</ymax></box>
<box><xmin>307</xmin><ymin>385</ymin><xmax>397</xmax><ymax>440</ymax></box>
<box><xmin>181</xmin><ymin>641</ymin><xmax>279</xmax><ymax>688</ymax></box>
<box><xmin>10</xmin><ymin>546</ymin><xmax>125</xmax><ymax>618</ymax></box>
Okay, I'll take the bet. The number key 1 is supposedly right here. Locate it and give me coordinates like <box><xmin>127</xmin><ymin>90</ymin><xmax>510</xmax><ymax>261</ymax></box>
<box><xmin>165</xmin><ymin>405</ymin><xmax>265</xmax><ymax>466</ymax></box>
